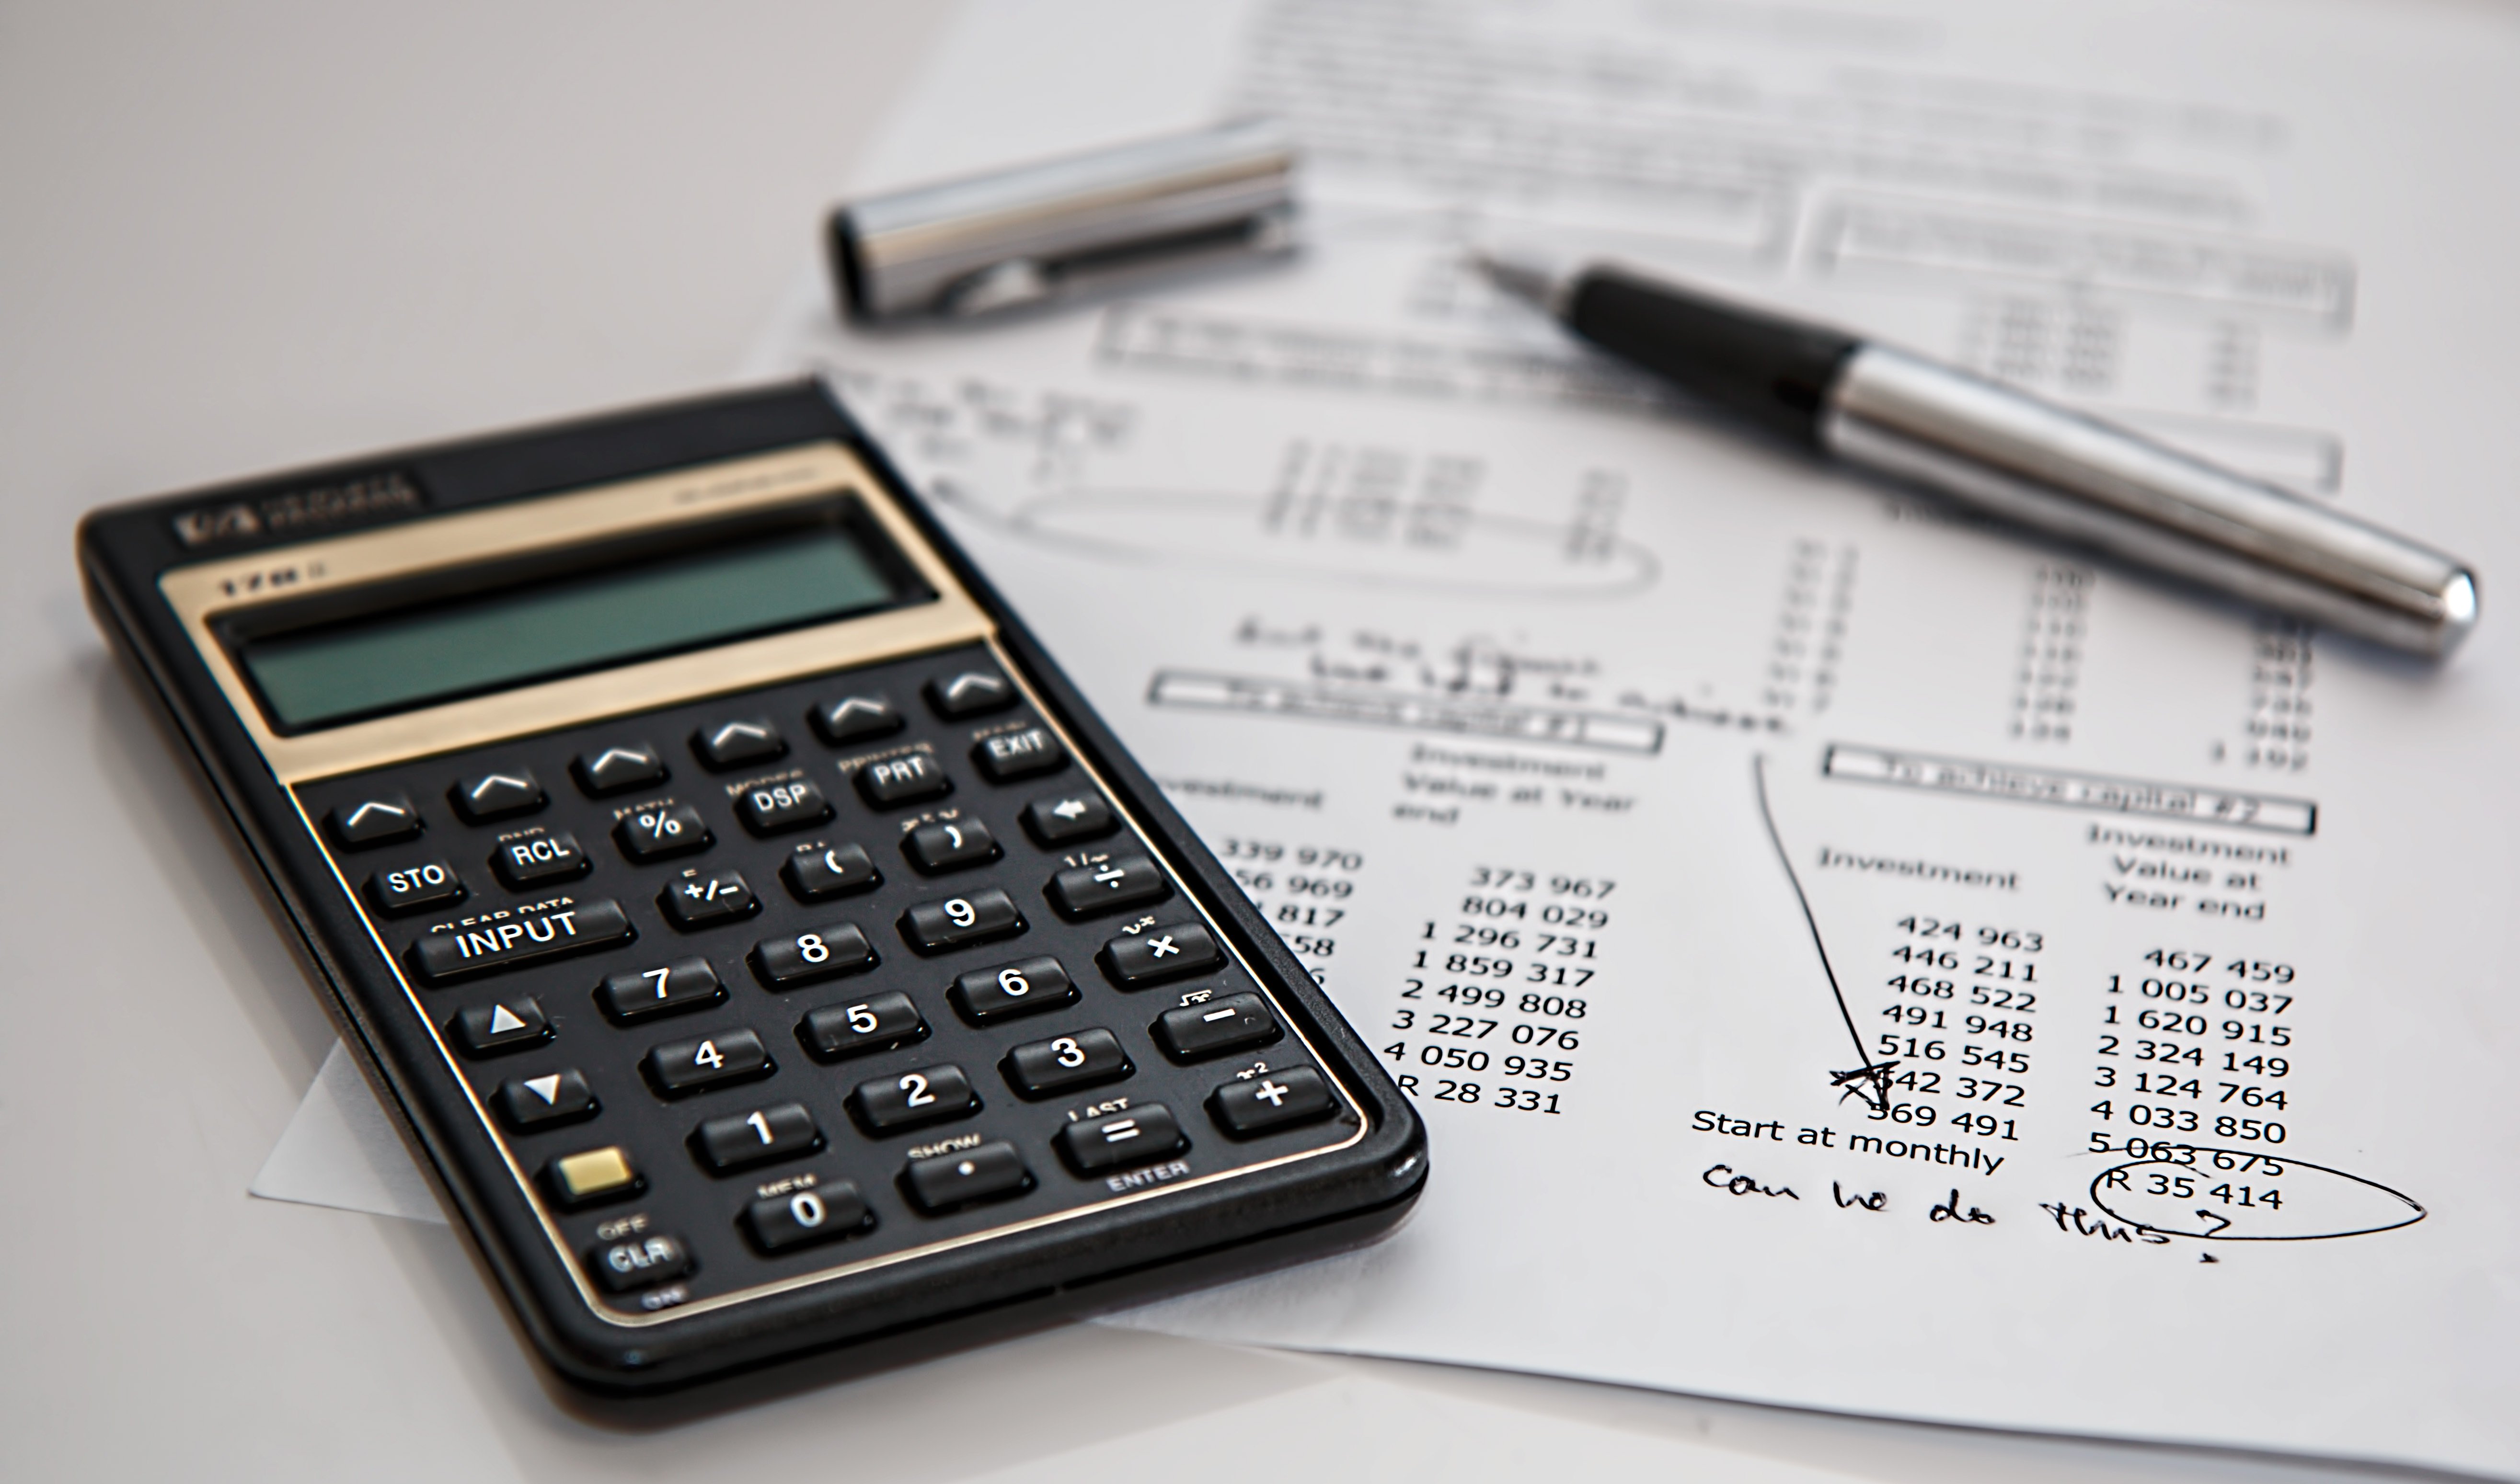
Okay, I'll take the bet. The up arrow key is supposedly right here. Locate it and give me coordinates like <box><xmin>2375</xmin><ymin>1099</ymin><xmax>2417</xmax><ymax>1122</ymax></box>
<box><xmin>326</xmin><ymin>793</ymin><xmax>423</xmax><ymax>848</ymax></box>
<box><xmin>450</xmin><ymin>997</ymin><xmax>550</xmax><ymax>1057</ymax></box>
<box><xmin>926</xmin><ymin>670</ymin><xmax>1015</xmax><ymax>718</ymax></box>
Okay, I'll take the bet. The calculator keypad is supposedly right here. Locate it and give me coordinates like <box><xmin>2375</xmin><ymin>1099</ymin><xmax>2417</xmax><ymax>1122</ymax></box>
<box><xmin>297</xmin><ymin>643</ymin><xmax>1362</xmax><ymax>1316</ymax></box>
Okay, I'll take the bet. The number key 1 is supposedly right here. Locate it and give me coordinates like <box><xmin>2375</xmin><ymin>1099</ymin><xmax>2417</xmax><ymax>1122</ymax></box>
<box><xmin>692</xmin><ymin>1101</ymin><xmax>821</xmax><ymax>1173</ymax></box>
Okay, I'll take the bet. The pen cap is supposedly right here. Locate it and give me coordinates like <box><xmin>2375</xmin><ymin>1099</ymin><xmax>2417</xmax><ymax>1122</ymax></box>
<box><xmin>829</xmin><ymin>117</ymin><xmax>1298</xmax><ymax>323</ymax></box>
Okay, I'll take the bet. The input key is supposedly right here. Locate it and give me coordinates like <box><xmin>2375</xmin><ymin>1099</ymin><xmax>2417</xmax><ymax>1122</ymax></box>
<box><xmin>407</xmin><ymin>899</ymin><xmax>633</xmax><ymax>984</ymax></box>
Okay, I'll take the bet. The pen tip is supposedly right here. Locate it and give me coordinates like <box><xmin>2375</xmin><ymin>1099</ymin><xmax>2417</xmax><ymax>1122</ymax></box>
<box><xmin>1464</xmin><ymin>247</ymin><xmax>1567</xmax><ymax>314</ymax></box>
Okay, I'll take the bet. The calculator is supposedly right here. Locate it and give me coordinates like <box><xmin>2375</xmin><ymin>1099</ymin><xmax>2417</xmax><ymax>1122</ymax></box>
<box><xmin>78</xmin><ymin>383</ymin><xmax>1425</xmax><ymax>1391</ymax></box>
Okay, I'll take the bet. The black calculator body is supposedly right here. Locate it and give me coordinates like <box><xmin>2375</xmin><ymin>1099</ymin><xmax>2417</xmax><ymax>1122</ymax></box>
<box><xmin>78</xmin><ymin>383</ymin><xmax>1425</xmax><ymax>1391</ymax></box>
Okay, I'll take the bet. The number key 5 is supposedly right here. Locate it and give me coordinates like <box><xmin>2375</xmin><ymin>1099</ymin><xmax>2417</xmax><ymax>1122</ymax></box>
<box><xmin>797</xmin><ymin>992</ymin><xmax>928</xmax><ymax>1061</ymax></box>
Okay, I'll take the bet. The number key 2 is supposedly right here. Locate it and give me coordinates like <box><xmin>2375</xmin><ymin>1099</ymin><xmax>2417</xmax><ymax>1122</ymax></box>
<box><xmin>847</xmin><ymin>1063</ymin><xmax>978</xmax><ymax>1132</ymax></box>
<box><xmin>644</xmin><ymin>1027</ymin><xmax>772</xmax><ymax>1095</ymax></box>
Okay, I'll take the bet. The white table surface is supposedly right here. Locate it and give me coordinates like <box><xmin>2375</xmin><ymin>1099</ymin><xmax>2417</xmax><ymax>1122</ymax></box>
<box><xmin>0</xmin><ymin>4</ymin><xmax>2458</xmax><ymax>1478</ymax></box>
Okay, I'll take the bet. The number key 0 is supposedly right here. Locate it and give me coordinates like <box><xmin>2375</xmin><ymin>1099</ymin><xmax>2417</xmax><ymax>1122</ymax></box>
<box><xmin>847</xmin><ymin>1063</ymin><xmax>978</xmax><ymax>1132</ymax></box>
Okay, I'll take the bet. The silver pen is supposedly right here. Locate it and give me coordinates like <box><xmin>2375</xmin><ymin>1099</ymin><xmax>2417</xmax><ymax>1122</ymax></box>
<box><xmin>1473</xmin><ymin>252</ymin><xmax>2477</xmax><ymax>656</ymax></box>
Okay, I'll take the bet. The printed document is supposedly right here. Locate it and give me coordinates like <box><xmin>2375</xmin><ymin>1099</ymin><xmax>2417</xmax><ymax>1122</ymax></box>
<box><xmin>736</xmin><ymin>0</ymin><xmax>2520</xmax><ymax>1473</ymax></box>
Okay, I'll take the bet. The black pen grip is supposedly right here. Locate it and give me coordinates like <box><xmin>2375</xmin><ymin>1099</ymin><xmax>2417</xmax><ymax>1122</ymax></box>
<box><xmin>1565</xmin><ymin>267</ymin><xmax>1858</xmax><ymax>447</ymax></box>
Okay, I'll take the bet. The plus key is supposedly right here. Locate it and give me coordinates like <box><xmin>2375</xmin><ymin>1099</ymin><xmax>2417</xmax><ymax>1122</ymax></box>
<box><xmin>1208</xmin><ymin>1066</ymin><xmax>1335</xmax><ymax>1137</ymax></box>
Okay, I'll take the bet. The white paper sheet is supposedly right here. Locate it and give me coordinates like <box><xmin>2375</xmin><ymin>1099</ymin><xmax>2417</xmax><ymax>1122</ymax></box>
<box><xmin>252</xmin><ymin>1042</ymin><xmax>446</xmax><ymax>1225</ymax></box>
<box><xmin>727</xmin><ymin>0</ymin><xmax>2520</xmax><ymax>1475</ymax></box>
<box><xmin>262</xmin><ymin>0</ymin><xmax>2520</xmax><ymax>1471</ymax></box>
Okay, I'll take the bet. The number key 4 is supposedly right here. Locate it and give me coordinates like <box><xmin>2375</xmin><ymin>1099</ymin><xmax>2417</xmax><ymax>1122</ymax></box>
<box><xmin>644</xmin><ymin>1027</ymin><xmax>773</xmax><ymax>1095</ymax></box>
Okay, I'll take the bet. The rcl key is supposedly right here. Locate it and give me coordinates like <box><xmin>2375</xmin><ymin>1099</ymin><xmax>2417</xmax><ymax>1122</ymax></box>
<box><xmin>493</xmin><ymin>830</ymin><xmax>589</xmax><ymax>889</ymax></box>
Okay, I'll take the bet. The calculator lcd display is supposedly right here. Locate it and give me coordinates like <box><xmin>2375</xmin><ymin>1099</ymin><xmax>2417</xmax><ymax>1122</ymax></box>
<box><xmin>238</xmin><ymin>522</ymin><xmax>910</xmax><ymax>731</ymax></box>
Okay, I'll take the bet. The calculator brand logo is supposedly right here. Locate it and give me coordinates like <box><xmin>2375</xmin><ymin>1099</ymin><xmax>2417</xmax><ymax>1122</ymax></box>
<box><xmin>171</xmin><ymin>469</ymin><xmax>423</xmax><ymax>548</ymax></box>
